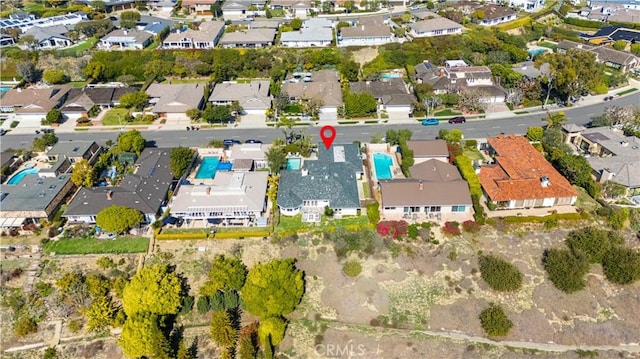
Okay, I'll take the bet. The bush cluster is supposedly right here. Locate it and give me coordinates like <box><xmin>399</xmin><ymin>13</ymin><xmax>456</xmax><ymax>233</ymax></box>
<box><xmin>479</xmin><ymin>303</ymin><xmax>513</xmax><ymax>337</ymax></box>
<box><xmin>442</xmin><ymin>221</ymin><xmax>461</xmax><ymax>236</ymax></box>
<box><xmin>462</xmin><ymin>220</ymin><xmax>481</xmax><ymax>234</ymax></box>
<box><xmin>366</xmin><ymin>203</ymin><xmax>380</xmax><ymax>225</ymax></box>
<box><xmin>156</xmin><ymin>232</ymin><xmax>208</xmax><ymax>240</ymax></box>
<box><xmin>377</xmin><ymin>221</ymin><xmax>408</xmax><ymax>239</ymax></box>
<box><xmin>479</xmin><ymin>255</ymin><xmax>524</xmax><ymax>292</ymax></box>
<box><xmin>343</xmin><ymin>260</ymin><xmax>362</xmax><ymax>277</ymax></box>
<box><xmin>214</xmin><ymin>231</ymin><xmax>271</xmax><ymax>240</ymax></box>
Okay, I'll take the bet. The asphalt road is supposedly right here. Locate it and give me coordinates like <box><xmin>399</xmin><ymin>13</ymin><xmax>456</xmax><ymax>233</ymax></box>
<box><xmin>1</xmin><ymin>93</ymin><xmax>638</xmax><ymax>151</ymax></box>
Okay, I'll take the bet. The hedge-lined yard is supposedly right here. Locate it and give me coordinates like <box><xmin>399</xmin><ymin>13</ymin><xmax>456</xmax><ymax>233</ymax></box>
<box><xmin>43</xmin><ymin>236</ymin><xmax>149</xmax><ymax>254</ymax></box>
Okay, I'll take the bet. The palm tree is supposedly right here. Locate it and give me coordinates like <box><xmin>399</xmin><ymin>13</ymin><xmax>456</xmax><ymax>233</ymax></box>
<box><xmin>542</xmin><ymin>111</ymin><xmax>567</xmax><ymax>129</ymax></box>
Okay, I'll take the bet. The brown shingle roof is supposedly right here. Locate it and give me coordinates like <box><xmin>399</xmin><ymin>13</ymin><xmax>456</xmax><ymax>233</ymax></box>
<box><xmin>479</xmin><ymin>134</ymin><xmax>579</xmax><ymax>202</ymax></box>
<box><xmin>380</xmin><ymin>178</ymin><xmax>472</xmax><ymax>207</ymax></box>
<box><xmin>409</xmin><ymin>159</ymin><xmax>461</xmax><ymax>181</ymax></box>
<box><xmin>406</xmin><ymin>140</ymin><xmax>449</xmax><ymax>158</ymax></box>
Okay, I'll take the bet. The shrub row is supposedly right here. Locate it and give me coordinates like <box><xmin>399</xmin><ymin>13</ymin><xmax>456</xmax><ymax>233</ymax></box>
<box><xmin>454</xmin><ymin>155</ymin><xmax>481</xmax><ymax>197</ymax></box>
<box><xmin>563</xmin><ymin>17</ymin><xmax>605</xmax><ymax>29</ymax></box>
<box><xmin>214</xmin><ymin>230</ymin><xmax>271</xmax><ymax>239</ymax></box>
<box><xmin>366</xmin><ymin>203</ymin><xmax>381</xmax><ymax>225</ymax></box>
<box><xmin>501</xmin><ymin>212</ymin><xmax>589</xmax><ymax>224</ymax></box>
<box><xmin>156</xmin><ymin>232</ymin><xmax>208</xmax><ymax>240</ymax></box>
<box><xmin>496</xmin><ymin>17</ymin><xmax>531</xmax><ymax>31</ymax></box>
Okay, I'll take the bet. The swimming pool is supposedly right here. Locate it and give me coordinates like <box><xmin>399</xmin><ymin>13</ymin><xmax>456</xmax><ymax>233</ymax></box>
<box><xmin>287</xmin><ymin>158</ymin><xmax>301</xmax><ymax>170</ymax></box>
<box><xmin>0</xmin><ymin>86</ymin><xmax>11</xmax><ymax>98</ymax></box>
<box><xmin>528</xmin><ymin>48</ymin><xmax>548</xmax><ymax>58</ymax></box>
<box><xmin>7</xmin><ymin>167</ymin><xmax>39</xmax><ymax>185</ymax></box>
<box><xmin>380</xmin><ymin>73</ymin><xmax>401</xmax><ymax>79</ymax></box>
<box><xmin>373</xmin><ymin>153</ymin><xmax>393</xmax><ymax>180</ymax></box>
<box><xmin>195</xmin><ymin>157</ymin><xmax>220</xmax><ymax>179</ymax></box>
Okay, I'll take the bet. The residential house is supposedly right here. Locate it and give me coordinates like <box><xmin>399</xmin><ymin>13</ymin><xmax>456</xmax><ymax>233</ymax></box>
<box><xmin>226</xmin><ymin>143</ymin><xmax>270</xmax><ymax>170</ymax></box>
<box><xmin>0</xmin><ymin>12</ymin><xmax>86</xmax><ymax>34</ymax></box>
<box><xmin>0</xmin><ymin>34</ymin><xmax>15</xmax><ymax>47</ymax></box>
<box><xmin>280</xmin><ymin>18</ymin><xmax>334</xmax><ymax>48</ymax></box>
<box><xmin>23</xmin><ymin>25</ymin><xmax>73</xmax><ymax>49</ymax></box>
<box><xmin>562</xmin><ymin>125</ymin><xmax>640</xmax><ymax>195</ymax></box>
<box><xmin>350</xmin><ymin>78</ymin><xmax>416</xmax><ymax>117</ymax></box>
<box><xmin>147</xmin><ymin>0</ymin><xmax>178</xmax><ymax>11</ymax></box>
<box><xmin>557</xmin><ymin>40</ymin><xmax>640</xmax><ymax>72</ymax></box>
<box><xmin>406</xmin><ymin>140</ymin><xmax>449</xmax><ymax>164</ymax></box>
<box><xmin>146</xmin><ymin>83</ymin><xmax>206</xmax><ymax>121</ymax></box>
<box><xmin>0</xmin><ymin>151</ymin><xmax>21</xmax><ymax>183</ymax></box>
<box><xmin>63</xmin><ymin>148</ymin><xmax>174</xmax><ymax>224</ymax></box>
<box><xmin>219</xmin><ymin>28</ymin><xmax>277</xmax><ymax>48</ymax></box>
<box><xmin>170</xmin><ymin>171</ymin><xmax>269</xmax><ymax>224</ymax></box>
<box><xmin>413</xmin><ymin>61</ymin><xmax>454</xmax><ymax>93</ymax></box>
<box><xmin>589</xmin><ymin>0</ymin><xmax>640</xmax><ymax>12</ymax></box>
<box><xmin>208</xmin><ymin>80</ymin><xmax>272</xmax><ymax>115</ymax></box>
<box><xmin>498</xmin><ymin>0</ymin><xmax>545</xmax><ymax>12</ymax></box>
<box><xmin>0</xmin><ymin>86</ymin><xmax>71</xmax><ymax>126</ymax></box>
<box><xmin>512</xmin><ymin>61</ymin><xmax>551</xmax><ymax>80</ymax></box>
<box><xmin>408</xmin><ymin>17</ymin><xmax>463</xmax><ymax>38</ymax></box>
<box><xmin>249</xmin><ymin>20</ymin><xmax>283</xmax><ymax>30</ymax></box>
<box><xmin>478</xmin><ymin>134</ymin><xmax>579</xmax><ymax>209</ymax></box>
<box><xmin>412</xmin><ymin>10</ymin><xmax>442</xmax><ymax>20</ymax></box>
<box><xmin>0</xmin><ymin>172</ymin><xmax>73</xmax><ymax>227</ymax></box>
<box><xmin>269</xmin><ymin>0</ymin><xmax>313</xmax><ymax>17</ymax></box>
<box><xmin>281</xmin><ymin>70</ymin><xmax>343</xmax><ymax>121</ymax></box>
<box><xmin>338</xmin><ymin>16</ymin><xmax>394</xmax><ymax>47</ymax></box>
<box><xmin>99</xmin><ymin>29</ymin><xmax>153</xmax><ymax>50</ymax></box>
<box><xmin>277</xmin><ymin>144</ymin><xmax>364</xmax><ymax>220</ymax></box>
<box><xmin>222</xmin><ymin>0</ymin><xmax>267</xmax><ymax>17</ymax></box>
<box><xmin>477</xmin><ymin>5</ymin><xmax>518</xmax><ymax>26</ymax></box>
<box><xmin>379</xmin><ymin>159</ymin><xmax>473</xmax><ymax>218</ymax></box>
<box><xmin>80</xmin><ymin>0</ymin><xmax>136</xmax><ymax>11</ymax></box>
<box><xmin>45</xmin><ymin>141</ymin><xmax>102</xmax><ymax>165</ymax></box>
<box><xmin>182</xmin><ymin>0</ymin><xmax>219</xmax><ymax>14</ymax></box>
<box><xmin>163</xmin><ymin>21</ymin><xmax>225</xmax><ymax>49</ymax></box>
<box><xmin>581</xmin><ymin>25</ymin><xmax>640</xmax><ymax>45</ymax></box>
<box><xmin>60</xmin><ymin>87</ymin><xmax>136</xmax><ymax>119</ymax></box>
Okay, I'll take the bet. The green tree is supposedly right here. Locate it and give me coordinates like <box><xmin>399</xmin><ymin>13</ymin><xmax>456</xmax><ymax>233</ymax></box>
<box><xmin>241</xmin><ymin>259</ymin><xmax>304</xmax><ymax>318</ymax></box>
<box><xmin>258</xmin><ymin>316</ymin><xmax>287</xmax><ymax>347</ymax></box>
<box><xmin>122</xmin><ymin>264</ymin><xmax>184</xmax><ymax>316</ymax></box>
<box><xmin>32</xmin><ymin>133</ymin><xmax>59</xmax><ymax>151</ymax></box>
<box><xmin>196</xmin><ymin>296</ymin><xmax>210</xmax><ymax>314</ymax></box>
<box><xmin>202</xmin><ymin>104</ymin><xmax>232</xmax><ymax>123</ymax></box>
<box><xmin>186</xmin><ymin>108</ymin><xmax>201</xmax><ymax>121</ymax></box>
<box><xmin>75</xmin><ymin>20</ymin><xmax>114</xmax><ymax>38</ymax></box>
<box><xmin>479</xmin><ymin>255</ymin><xmax>524</xmax><ymax>292</ymax></box>
<box><xmin>565</xmin><ymin>227</ymin><xmax>623</xmax><ymax>264</ymax></box>
<box><xmin>526</xmin><ymin>126</ymin><xmax>543</xmax><ymax>142</ymax></box>
<box><xmin>479</xmin><ymin>303</ymin><xmax>513</xmax><ymax>337</ymax></box>
<box><xmin>84</xmin><ymin>295</ymin><xmax>116</xmax><ymax>332</ymax></box>
<box><xmin>43</xmin><ymin>109</ymin><xmax>63</xmax><ymax>125</ymax></box>
<box><xmin>210</xmin><ymin>310</ymin><xmax>237</xmax><ymax>348</ymax></box>
<box><xmin>631</xmin><ymin>43</ymin><xmax>640</xmax><ymax>56</ymax></box>
<box><xmin>536</xmin><ymin>50</ymin><xmax>604</xmax><ymax>103</ymax></box>
<box><xmin>290</xmin><ymin>18</ymin><xmax>303</xmax><ymax>30</ymax></box>
<box><xmin>602</xmin><ymin>247</ymin><xmax>640</xmax><ymax>285</ymax></box>
<box><xmin>119</xmin><ymin>312</ymin><xmax>171</xmax><ymax>359</ymax></box>
<box><xmin>344</xmin><ymin>92</ymin><xmax>377</xmax><ymax>118</ymax></box>
<box><xmin>71</xmin><ymin>158</ymin><xmax>96</xmax><ymax>187</ymax></box>
<box><xmin>117</xmin><ymin>130</ymin><xmax>146</xmax><ymax>155</ymax></box>
<box><xmin>96</xmin><ymin>205</ymin><xmax>143</xmax><ymax>234</ymax></box>
<box><xmin>542</xmin><ymin>111</ymin><xmax>567</xmax><ymax>129</ymax></box>
<box><xmin>17</xmin><ymin>61</ymin><xmax>41</xmax><ymax>84</ymax></box>
<box><xmin>265</xmin><ymin>145</ymin><xmax>286</xmax><ymax>174</ymax></box>
<box><xmin>120</xmin><ymin>10</ymin><xmax>141</xmax><ymax>29</ymax></box>
<box><xmin>91</xmin><ymin>0</ymin><xmax>107</xmax><ymax>12</ymax></box>
<box><xmin>43</xmin><ymin>69</ymin><xmax>68</xmax><ymax>84</ymax></box>
<box><xmin>612</xmin><ymin>40</ymin><xmax>627</xmax><ymax>51</ymax></box>
<box><xmin>83</xmin><ymin>61</ymin><xmax>106</xmax><ymax>81</ymax></box>
<box><xmin>200</xmin><ymin>255</ymin><xmax>248</xmax><ymax>297</ymax></box>
<box><xmin>170</xmin><ymin>146</ymin><xmax>195</xmax><ymax>178</ymax></box>
<box><xmin>119</xmin><ymin>91</ymin><xmax>148</xmax><ymax>111</ymax></box>
<box><xmin>338</xmin><ymin>59</ymin><xmax>360</xmax><ymax>82</ymax></box>
<box><xmin>85</xmin><ymin>273</ymin><xmax>111</xmax><ymax>298</ymax></box>
<box><xmin>543</xmin><ymin>248</ymin><xmax>590</xmax><ymax>293</ymax></box>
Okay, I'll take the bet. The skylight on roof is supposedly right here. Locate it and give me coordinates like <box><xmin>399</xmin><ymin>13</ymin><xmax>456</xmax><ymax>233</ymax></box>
<box><xmin>333</xmin><ymin>146</ymin><xmax>345</xmax><ymax>163</ymax></box>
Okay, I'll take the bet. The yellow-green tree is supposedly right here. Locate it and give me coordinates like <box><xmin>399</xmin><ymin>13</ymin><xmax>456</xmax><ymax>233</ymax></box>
<box><xmin>210</xmin><ymin>310</ymin><xmax>237</xmax><ymax>349</ymax></box>
<box><xmin>200</xmin><ymin>255</ymin><xmax>247</xmax><ymax>297</ymax></box>
<box><xmin>122</xmin><ymin>264</ymin><xmax>183</xmax><ymax>316</ymax></box>
<box><xmin>258</xmin><ymin>316</ymin><xmax>287</xmax><ymax>346</ymax></box>
<box><xmin>241</xmin><ymin>259</ymin><xmax>304</xmax><ymax>318</ymax></box>
<box><xmin>71</xmin><ymin>158</ymin><xmax>96</xmax><ymax>187</ymax></box>
<box><xmin>84</xmin><ymin>296</ymin><xmax>116</xmax><ymax>332</ymax></box>
<box><xmin>96</xmin><ymin>205</ymin><xmax>143</xmax><ymax>234</ymax></box>
<box><xmin>119</xmin><ymin>312</ymin><xmax>171</xmax><ymax>358</ymax></box>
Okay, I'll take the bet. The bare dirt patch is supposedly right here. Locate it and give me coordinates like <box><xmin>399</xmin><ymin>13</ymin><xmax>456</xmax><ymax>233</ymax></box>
<box><xmin>351</xmin><ymin>47</ymin><xmax>379</xmax><ymax>67</ymax></box>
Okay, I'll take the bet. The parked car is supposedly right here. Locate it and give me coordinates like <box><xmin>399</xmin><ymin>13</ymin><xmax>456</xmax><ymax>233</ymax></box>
<box><xmin>245</xmin><ymin>139</ymin><xmax>263</xmax><ymax>144</ymax></box>
<box><xmin>421</xmin><ymin>118</ymin><xmax>439</xmax><ymax>126</ymax></box>
<box><xmin>0</xmin><ymin>129</ymin><xmax>6</xmax><ymax>136</ymax></box>
<box><xmin>223</xmin><ymin>139</ymin><xmax>242</xmax><ymax>146</ymax></box>
<box><xmin>448</xmin><ymin>116</ymin><xmax>466</xmax><ymax>124</ymax></box>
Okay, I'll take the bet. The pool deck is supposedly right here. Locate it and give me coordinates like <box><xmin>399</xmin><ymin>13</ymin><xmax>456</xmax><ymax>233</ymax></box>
<box><xmin>366</xmin><ymin>144</ymin><xmax>404</xmax><ymax>183</ymax></box>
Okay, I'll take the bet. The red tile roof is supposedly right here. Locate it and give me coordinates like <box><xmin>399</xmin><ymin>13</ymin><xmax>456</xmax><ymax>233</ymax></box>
<box><xmin>479</xmin><ymin>134</ymin><xmax>578</xmax><ymax>202</ymax></box>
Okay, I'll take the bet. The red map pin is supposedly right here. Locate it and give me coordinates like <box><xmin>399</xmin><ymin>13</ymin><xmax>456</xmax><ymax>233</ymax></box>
<box><xmin>320</xmin><ymin>125</ymin><xmax>336</xmax><ymax>149</ymax></box>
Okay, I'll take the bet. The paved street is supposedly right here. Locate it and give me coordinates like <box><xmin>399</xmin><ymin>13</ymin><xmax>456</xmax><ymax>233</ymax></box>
<box><xmin>1</xmin><ymin>90</ymin><xmax>638</xmax><ymax>151</ymax></box>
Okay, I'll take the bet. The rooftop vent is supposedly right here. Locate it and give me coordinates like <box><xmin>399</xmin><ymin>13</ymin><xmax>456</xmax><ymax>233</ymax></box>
<box><xmin>541</xmin><ymin>176</ymin><xmax>550</xmax><ymax>188</ymax></box>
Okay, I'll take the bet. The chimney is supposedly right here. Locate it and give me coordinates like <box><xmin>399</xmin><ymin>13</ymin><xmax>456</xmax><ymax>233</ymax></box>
<box><xmin>439</xmin><ymin>69</ymin><xmax>445</xmax><ymax>77</ymax></box>
<box><xmin>206</xmin><ymin>187</ymin><xmax>211</xmax><ymax>195</ymax></box>
<box><xmin>301</xmin><ymin>168</ymin><xmax>308</xmax><ymax>176</ymax></box>
<box><xmin>123</xmin><ymin>29</ymin><xmax>128</xmax><ymax>35</ymax></box>
<box><xmin>106</xmin><ymin>191</ymin><xmax>113</xmax><ymax>200</ymax></box>
<box><xmin>540</xmin><ymin>176</ymin><xmax>550</xmax><ymax>188</ymax></box>
<box><xmin>361</xmin><ymin>25</ymin><xmax>364</xmax><ymax>31</ymax></box>
<box><xmin>419</xmin><ymin>180</ymin><xmax>424</xmax><ymax>191</ymax></box>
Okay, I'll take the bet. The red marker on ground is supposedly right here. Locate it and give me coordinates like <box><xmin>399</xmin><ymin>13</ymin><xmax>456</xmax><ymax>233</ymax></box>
<box><xmin>320</xmin><ymin>125</ymin><xmax>336</xmax><ymax>149</ymax></box>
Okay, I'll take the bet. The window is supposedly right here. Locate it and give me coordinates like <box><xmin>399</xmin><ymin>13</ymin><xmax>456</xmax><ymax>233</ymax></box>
<box><xmin>429</xmin><ymin>206</ymin><xmax>441</xmax><ymax>213</ymax></box>
<box><xmin>452</xmin><ymin>205</ymin><xmax>465</xmax><ymax>212</ymax></box>
<box><xmin>384</xmin><ymin>207</ymin><xmax>396</xmax><ymax>210</ymax></box>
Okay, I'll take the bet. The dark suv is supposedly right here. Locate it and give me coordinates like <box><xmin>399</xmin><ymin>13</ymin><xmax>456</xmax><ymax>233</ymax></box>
<box><xmin>448</xmin><ymin>116</ymin><xmax>466</xmax><ymax>124</ymax></box>
<box><xmin>223</xmin><ymin>139</ymin><xmax>242</xmax><ymax>146</ymax></box>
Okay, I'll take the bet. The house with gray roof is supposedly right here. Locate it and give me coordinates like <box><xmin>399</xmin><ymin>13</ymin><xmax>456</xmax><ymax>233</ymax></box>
<box><xmin>281</xmin><ymin>70</ymin><xmax>343</xmax><ymax>121</ymax></box>
<box><xmin>221</xmin><ymin>0</ymin><xmax>267</xmax><ymax>17</ymax></box>
<box><xmin>0</xmin><ymin>172</ymin><xmax>74</xmax><ymax>228</ymax></box>
<box><xmin>0</xmin><ymin>34</ymin><xmax>15</xmax><ymax>47</ymax></box>
<box><xmin>277</xmin><ymin>144</ymin><xmax>364</xmax><ymax>220</ymax></box>
<box><xmin>219</xmin><ymin>28</ymin><xmax>276</xmax><ymax>48</ymax></box>
<box><xmin>563</xmin><ymin>126</ymin><xmax>640</xmax><ymax>194</ymax></box>
<box><xmin>379</xmin><ymin>159</ymin><xmax>473</xmax><ymax>219</ymax></box>
<box><xmin>60</xmin><ymin>87</ymin><xmax>136</xmax><ymax>119</ymax></box>
<box><xmin>63</xmin><ymin>148</ymin><xmax>174</xmax><ymax>224</ymax></box>
<box><xmin>170</xmin><ymin>171</ymin><xmax>269</xmax><ymax>224</ymax></box>
<box><xmin>350</xmin><ymin>78</ymin><xmax>416</xmax><ymax>117</ymax></box>
<box><xmin>209</xmin><ymin>80</ymin><xmax>272</xmax><ymax>115</ymax></box>
<box><xmin>270</xmin><ymin>0</ymin><xmax>314</xmax><ymax>17</ymax></box>
<box><xmin>477</xmin><ymin>4</ymin><xmax>518</xmax><ymax>26</ymax></box>
<box><xmin>163</xmin><ymin>21</ymin><xmax>225</xmax><ymax>49</ymax></box>
<box><xmin>408</xmin><ymin>17</ymin><xmax>463</xmax><ymax>38</ymax></box>
<box><xmin>280</xmin><ymin>18</ymin><xmax>334</xmax><ymax>48</ymax></box>
<box><xmin>557</xmin><ymin>40</ymin><xmax>640</xmax><ymax>73</ymax></box>
<box><xmin>146</xmin><ymin>83</ymin><xmax>206</xmax><ymax>121</ymax></box>
<box><xmin>0</xmin><ymin>85</ymin><xmax>71</xmax><ymax>127</ymax></box>
<box><xmin>99</xmin><ymin>29</ymin><xmax>153</xmax><ymax>50</ymax></box>
<box><xmin>338</xmin><ymin>20</ymin><xmax>394</xmax><ymax>47</ymax></box>
<box><xmin>23</xmin><ymin>25</ymin><xmax>73</xmax><ymax>49</ymax></box>
<box><xmin>45</xmin><ymin>140</ymin><xmax>102</xmax><ymax>165</ymax></box>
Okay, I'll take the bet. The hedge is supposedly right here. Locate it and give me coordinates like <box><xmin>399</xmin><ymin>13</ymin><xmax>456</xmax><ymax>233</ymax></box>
<box><xmin>563</xmin><ymin>18</ymin><xmax>605</xmax><ymax>29</ymax></box>
<box><xmin>496</xmin><ymin>17</ymin><xmax>532</xmax><ymax>31</ymax></box>
<box><xmin>454</xmin><ymin>155</ymin><xmax>482</xmax><ymax>197</ymax></box>
<box><xmin>156</xmin><ymin>232</ymin><xmax>208</xmax><ymax>240</ymax></box>
<box><xmin>214</xmin><ymin>230</ymin><xmax>271</xmax><ymax>239</ymax></box>
<box><xmin>501</xmin><ymin>212</ymin><xmax>588</xmax><ymax>223</ymax></box>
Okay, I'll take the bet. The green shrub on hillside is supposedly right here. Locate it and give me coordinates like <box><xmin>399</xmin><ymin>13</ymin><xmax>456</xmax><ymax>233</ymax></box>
<box><xmin>565</xmin><ymin>227</ymin><xmax>623</xmax><ymax>264</ymax></box>
<box><xmin>479</xmin><ymin>303</ymin><xmax>513</xmax><ymax>337</ymax></box>
<box><xmin>479</xmin><ymin>255</ymin><xmax>524</xmax><ymax>292</ymax></box>
<box><xmin>543</xmin><ymin>248</ymin><xmax>590</xmax><ymax>293</ymax></box>
<box><xmin>602</xmin><ymin>247</ymin><xmax>640</xmax><ymax>285</ymax></box>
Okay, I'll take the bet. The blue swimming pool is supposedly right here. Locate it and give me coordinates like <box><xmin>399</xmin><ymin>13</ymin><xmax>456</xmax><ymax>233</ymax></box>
<box><xmin>380</xmin><ymin>73</ymin><xmax>401</xmax><ymax>79</ymax></box>
<box><xmin>7</xmin><ymin>167</ymin><xmax>39</xmax><ymax>185</ymax></box>
<box><xmin>287</xmin><ymin>158</ymin><xmax>301</xmax><ymax>170</ymax></box>
<box><xmin>195</xmin><ymin>157</ymin><xmax>219</xmax><ymax>179</ymax></box>
<box><xmin>373</xmin><ymin>153</ymin><xmax>393</xmax><ymax>180</ymax></box>
<box><xmin>528</xmin><ymin>48</ymin><xmax>547</xmax><ymax>58</ymax></box>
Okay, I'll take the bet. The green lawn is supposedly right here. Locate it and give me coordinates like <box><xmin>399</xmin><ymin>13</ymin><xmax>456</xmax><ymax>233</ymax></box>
<box><xmin>463</xmin><ymin>148</ymin><xmax>484</xmax><ymax>161</ymax></box>
<box><xmin>68</xmin><ymin>81</ymin><xmax>87</xmax><ymax>88</ymax></box>
<box><xmin>617</xmin><ymin>88</ymin><xmax>637</xmax><ymax>96</ymax></box>
<box><xmin>102</xmin><ymin>108</ymin><xmax>153</xmax><ymax>126</ymax></box>
<box><xmin>58</xmin><ymin>37</ymin><xmax>98</xmax><ymax>56</ymax></box>
<box><xmin>538</xmin><ymin>41</ymin><xmax>558</xmax><ymax>50</ymax></box>
<box><xmin>574</xmin><ymin>186</ymin><xmax>600</xmax><ymax>213</ymax></box>
<box><xmin>43</xmin><ymin>236</ymin><xmax>149</xmax><ymax>255</ymax></box>
<box><xmin>161</xmin><ymin>228</ymin><xmax>208</xmax><ymax>234</ymax></box>
<box><xmin>276</xmin><ymin>214</ymin><xmax>369</xmax><ymax>233</ymax></box>
<box><xmin>362</xmin><ymin>182</ymin><xmax>371</xmax><ymax>199</ymax></box>
<box><xmin>434</xmin><ymin>109</ymin><xmax>462</xmax><ymax>117</ymax></box>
